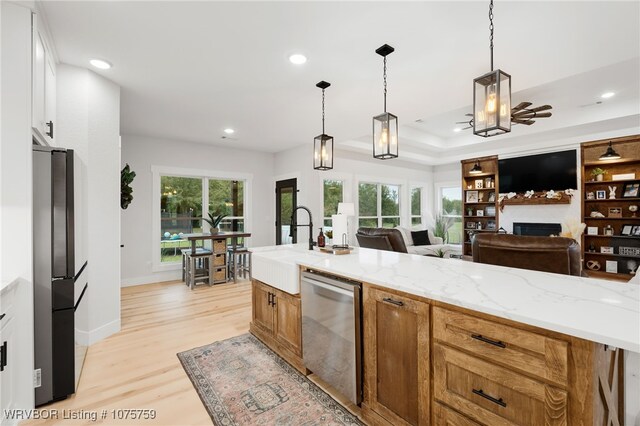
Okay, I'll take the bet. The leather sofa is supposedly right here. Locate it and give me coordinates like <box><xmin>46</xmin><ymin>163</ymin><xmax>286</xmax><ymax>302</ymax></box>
<box><xmin>356</xmin><ymin>227</ymin><xmax>408</xmax><ymax>253</ymax></box>
<box><xmin>471</xmin><ymin>233</ymin><xmax>585</xmax><ymax>276</ymax></box>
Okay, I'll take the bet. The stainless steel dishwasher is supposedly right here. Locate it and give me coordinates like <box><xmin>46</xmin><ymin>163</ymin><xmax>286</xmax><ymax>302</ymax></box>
<box><xmin>301</xmin><ymin>270</ymin><xmax>362</xmax><ymax>405</ymax></box>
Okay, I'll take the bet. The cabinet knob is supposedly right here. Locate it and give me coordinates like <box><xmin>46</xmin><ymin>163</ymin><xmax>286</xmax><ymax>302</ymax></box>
<box><xmin>46</xmin><ymin>121</ymin><xmax>54</xmax><ymax>139</ymax></box>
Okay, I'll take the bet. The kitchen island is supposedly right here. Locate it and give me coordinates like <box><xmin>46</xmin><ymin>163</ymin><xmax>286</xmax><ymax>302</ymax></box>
<box><xmin>249</xmin><ymin>244</ymin><xmax>640</xmax><ymax>425</ymax></box>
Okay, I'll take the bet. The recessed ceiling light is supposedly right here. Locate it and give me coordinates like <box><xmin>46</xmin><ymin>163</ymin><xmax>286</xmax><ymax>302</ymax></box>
<box><xmin>89</xmin><ymin>59</ymin><xmax>112</xmax><ymax>70</ymax></box>
<box><xmin>223</xmin><ymin>128</ymin><xmax>235</xmax><ymax>134</ymax></box>
<box><xmin>289</xmin><ymin>54</ymin><xmax>307</xmax><ymax>65</ymax></box>
<box><xmin>453</xmin><ymin>128</ymin><xmax>462</xmax><ymax>133</ymax></box>
<box><xmin>601</xmin><ymin>91</ymin><xmax>615</xmax><ymax>99</ymax></box>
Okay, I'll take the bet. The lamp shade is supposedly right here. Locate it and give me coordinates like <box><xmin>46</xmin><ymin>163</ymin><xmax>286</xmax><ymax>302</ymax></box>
<box><xmin>337</xmin><ymin>202</ymin><xmax>355</xmax><ymax>216</ymax></box>
<box><xmin>599</xmin><ymin>142</ymin><xmax>621</xmax><ymax>160</ymax></box>
<box><xmin>473</xmin><ymin>69</ymin><xmax>511</xmax><ymax>137</ymax></box>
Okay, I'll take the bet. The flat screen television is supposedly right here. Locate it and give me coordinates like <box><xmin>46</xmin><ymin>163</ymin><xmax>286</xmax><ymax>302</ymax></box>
<box><xmin>498</xmin><ymin>150</ymin><xmax>577</xmax><ymax>193</ymax></box>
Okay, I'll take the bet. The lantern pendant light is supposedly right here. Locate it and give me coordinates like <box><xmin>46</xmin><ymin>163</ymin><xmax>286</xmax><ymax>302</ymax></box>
<box><xmin>313</xmin><ymin>81</ymin><xmax>333</xmax><ymax>170</ymax></box>
<box><xmin>373</xmin><ymin>44</ymin><xmax>398</xmax><ymax>159</ymax></box>
<box><xmin>473</xmin><ymin>0</ymin><xmax>511</xmax><ymax>137</ymax></box>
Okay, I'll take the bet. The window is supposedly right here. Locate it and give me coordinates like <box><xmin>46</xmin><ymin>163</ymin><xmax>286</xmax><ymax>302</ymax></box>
<box><xmin>323</xmin><ymin>179</ymin><xmax>344</xmax><ymax>227</ymax></box>
<box><xmin>440</xmin><ymin>186</ymin><xmax>462</xmax><ymax>244</ymax></box>
<box><xmin>159</xmin><ymin>174</ymin><xmax>247</xmax><ymax>264</ymax></box>
<box><xmin>358</xmin><ymin>182</ymin><xmax>400</xmax><ymax>228</ymax></box>
<box><xmin>411</xmin><ymin>187</ymin><xmax>422</xmax><ymax>226</ymax></box>
<box><xmin>209</xmin><ymin>179</ymin><xmax>245</xmax><ymax>232</ymax></box>
<box><xmin>160</xmin><ymin>176</ymin><xmax>203</xmax><ymax>263</ymax></box>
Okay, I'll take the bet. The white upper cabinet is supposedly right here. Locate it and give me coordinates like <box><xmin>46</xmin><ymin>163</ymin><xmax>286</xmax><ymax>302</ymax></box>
<box><xmin>32</xmin><ymin>13</ymin><xmax>56</xmax><ymax>145</ymax></box>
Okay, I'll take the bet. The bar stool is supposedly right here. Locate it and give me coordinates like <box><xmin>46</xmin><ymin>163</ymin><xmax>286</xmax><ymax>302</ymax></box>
<box><xmin>227</xmin><ymin>247</ymin><xmax>251</xmax><ymax>283</ymax></box>
<box><xmin>181</xmin><ymin>248</ymin><xmax>212</xmax><ymax>282</ymax></box>
<box><xmin>182</xmin><ymin>249</ymin><xmax>215</xmax><ymax>289</ymax></box>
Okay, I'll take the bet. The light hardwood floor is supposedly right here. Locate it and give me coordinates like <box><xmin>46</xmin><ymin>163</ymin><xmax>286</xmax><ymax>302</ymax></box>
<box><xmin>26</xmin><ymin>280</ymin><xmax>252</xmax><ymax>425</ymax></box>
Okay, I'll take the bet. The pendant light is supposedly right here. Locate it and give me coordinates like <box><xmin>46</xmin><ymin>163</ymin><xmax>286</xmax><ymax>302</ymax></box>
<box><xmin>599</xmin><ymin>141</ymin><xmax>621</xmax><ymax>161</ymax></box>
<box><xmin>373</xmin><ymin>44</ymin><xmax>398</xmax><ymax>159</ymax></box>
<box><xmin>473</xmin><ymin>0</ymin><xmax>511</xmax><ymax>137</ymax></box>
<box><xmin>469</xmin><ymin>161</ymin><xmax>483</xmax><ymax>174</ymax></box>
<box><xmin>314</xmin><ymin>81</ymin><xmax>333</xmax><ymax>170</ymax></box>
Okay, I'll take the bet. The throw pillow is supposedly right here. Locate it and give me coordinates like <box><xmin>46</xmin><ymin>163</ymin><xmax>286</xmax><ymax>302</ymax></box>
<box><xmin>411</xmin><ymin>229</ymin><xmax>431</xmax><ymax>246</ymax></box>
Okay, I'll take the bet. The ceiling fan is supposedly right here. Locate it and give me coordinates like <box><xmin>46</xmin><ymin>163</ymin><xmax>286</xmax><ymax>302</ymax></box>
<box><xmin>456</xmin><ymin>102</ymin><xmax>553</xmax><ymax>130</ymax></box>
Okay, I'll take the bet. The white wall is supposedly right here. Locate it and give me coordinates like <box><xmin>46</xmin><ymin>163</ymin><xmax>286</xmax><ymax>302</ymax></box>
<box><xmin>57</xmin><ymin>64</ymin><xmax>121</xmax><ymax>345</ymax></box>
<box><xmin>0</xmin><ymin>1</ymin><xmax>36</xmax><ymax>415</ymax></box>
<box><xmin>120</xmin><ymin>135</ymin><xmax>275</xmax><ymax>286</ymax></box>
<box><xmin>274</xmin><ymin>146</ymin><xmax>434</xmax><ymax>245</ymax></box>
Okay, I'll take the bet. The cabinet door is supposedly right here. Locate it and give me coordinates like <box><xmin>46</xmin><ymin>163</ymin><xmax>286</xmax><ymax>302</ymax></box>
<box><xmin>273</xmin><ymin>289</ymin><xmax>302</xmax><ymax>357</ymax></box>
<box><xmin>32</xmin><ymin>28</ymin><xmax>46</xmax><ymax>137</ymax></box>
<box><xmin>44</xmin><ymin>50</ymin><xmax>56</xmax><ymax>144</ymax></box>
<box><xmin>252</xmin><ymin>281</ymin><xmax>274</xmax><ymax>334</ymax></box>
<box><xmin>363</xmin><ymin>286</ymin><xmax>430</xmax><ymax>426</ymax></box>
<box><xmin>0</xmin><ymin>305</ymin><xmax>17</xmax><ymax>414</ymax></box>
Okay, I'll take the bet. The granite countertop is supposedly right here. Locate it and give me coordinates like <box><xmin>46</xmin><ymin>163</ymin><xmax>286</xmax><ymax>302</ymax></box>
<box><xmin>251</xmin><ymin>244</ymin><xmax>640</xmax><ymax>352</ymax></box>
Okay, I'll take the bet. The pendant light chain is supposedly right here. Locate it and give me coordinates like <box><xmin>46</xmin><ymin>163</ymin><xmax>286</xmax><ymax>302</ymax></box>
<box><xmin>383</xmin><ymin>56</ymin><xmax>387</xmax><ymax>113</ymax></box>
<box><xmin>489</xmin><ymin>0</ymin><xmax>494</xmax><ymax>71</ymax></box>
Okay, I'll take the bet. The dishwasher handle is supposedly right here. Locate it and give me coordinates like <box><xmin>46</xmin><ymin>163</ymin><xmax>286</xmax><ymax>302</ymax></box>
<box><xmin>302</xmin><ymin>276</ymin><xmax>354</xmax><ymax>298</ymax></box>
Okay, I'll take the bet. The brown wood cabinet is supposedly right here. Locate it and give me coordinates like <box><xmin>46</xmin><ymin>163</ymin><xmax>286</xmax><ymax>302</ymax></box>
<box><xmin>461</xmin><ymin>156</ymin><xmax>500</xmax><ymax>256</ymax></box>
<box><xmin>362</xmin><ymin>286</ymin><xmax>430</xmax><ymax>426</ymax></box>
<box><xmin>249</xmin><ymin>279</ymin><xmax>304</xmax><ymax>372</ymax></box>
<box><xmin>581</xmin><ymin>134</ymin><xmax>640</xmax><ymax>281</ymax></box>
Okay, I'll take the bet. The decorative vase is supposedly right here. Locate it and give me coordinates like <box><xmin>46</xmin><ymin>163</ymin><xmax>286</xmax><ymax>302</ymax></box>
<box><xmin>596</xmin><ymin>174</ymin><xmax>604</xmax><ymax>182</ymax></box>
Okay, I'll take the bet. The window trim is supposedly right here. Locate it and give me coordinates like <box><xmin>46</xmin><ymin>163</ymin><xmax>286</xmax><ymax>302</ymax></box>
<box><xmin>435</xmin><ymin>181</ymin><xmax>463</xmax><ymax>245</ymax></box>
<box><xmin>152</xmin><ymin>166</ymin><xmax>253</xmax><ymax>272</ymax></box>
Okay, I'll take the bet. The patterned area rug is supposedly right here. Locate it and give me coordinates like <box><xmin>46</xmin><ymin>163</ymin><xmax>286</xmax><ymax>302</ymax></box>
<box><xmin>177</xmin><ymin>334</ymin><xmax>364</xmax><ymax>425</ymax></box>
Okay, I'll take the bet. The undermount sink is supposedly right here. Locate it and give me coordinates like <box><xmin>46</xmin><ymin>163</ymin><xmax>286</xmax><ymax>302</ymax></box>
<box><xmin>251</xmin><ymin>246</ymin><xmax>321</xmax><ymax>294</ymax></box>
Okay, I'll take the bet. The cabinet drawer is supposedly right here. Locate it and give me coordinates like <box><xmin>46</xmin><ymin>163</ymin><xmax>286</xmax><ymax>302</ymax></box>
<box><xmin>432</xmin><ymin>307</ymin><xmax>568</xmax><ymax>387</ymax></box>
<box><xmin>433</xmin><ymin>344</ymin><xmax>567</xmax><ymax>426</ymax></box>
<box><xmin>433</xmin><ymin>403</ymin><xmax>481</xmax><ymax>426</ymax></box>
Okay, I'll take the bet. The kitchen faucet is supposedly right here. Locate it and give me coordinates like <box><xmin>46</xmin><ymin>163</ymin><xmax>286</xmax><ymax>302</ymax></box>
<box><xmin>289</xmin><ymin>205</ymin><xmax>314</xmax><ymax>250</ymax></box>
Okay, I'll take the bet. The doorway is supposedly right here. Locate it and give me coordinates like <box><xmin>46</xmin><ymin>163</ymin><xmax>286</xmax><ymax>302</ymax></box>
<box><xmin>275</xmin><ymin>178</ymin><xmax>297</xmax><ymax>245</ymax></box>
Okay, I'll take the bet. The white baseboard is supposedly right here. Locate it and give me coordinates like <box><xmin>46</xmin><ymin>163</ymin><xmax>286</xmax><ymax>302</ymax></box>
<box><xmin>120</xmin><ymin>270</ymin><xmax>181</xmax><ymax>287</ymax></box>
<box><xmin>76</xmin><ymin>318</ymin><xmax>121</xmax><ymax>346</ymax></box>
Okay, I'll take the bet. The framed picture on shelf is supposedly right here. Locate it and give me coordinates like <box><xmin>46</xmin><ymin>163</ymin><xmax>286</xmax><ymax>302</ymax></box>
<box><xmin>587</xmin><ymin>226</ymin><xmax>598</xmax><ymax>235</ymax></box>
<box><xmin>632</xmin><ymin>225</ymin><xmax>640</xmax><ymax>236</ymax></box>
<box><xmin>485</xmin><ymin>206</ymin><xmax>496</xmax><ymax>216</ymax></box>
<box><xmin>466</xmin><ymin>191</ymin><xmax>479</xmax><ymax>203</ymax></box>
<box><xmin>622</xmin><ymin>182</ymin><xmax>639</xmax><ymax>198</ymax></box>
<box><xmin>612</xmin><ymin>173</ymin><xmax>635</xmax><ymax>181</ymax></box>
<box><xmin>475</xmin><ymin>179</ymin><xmax>484</xmax><ymax>189</ymax></box>
<box><xmin>486</xmin><ymin>220</ymin><xmax>496</xmax><ymax>230</ymax></box>
<box><xmin>466</xmin><ymin>221</ymin><xmax>476</xmax><ymax>229</ymax></box>
<box><xmin>621</xmin><ymin>224</ymin><xmax>634</xmax><ymax>236</ymax></box>
<box><xmin>596</xmin><ymin>190</ymin><xmax>607</xmax><ymax>200</ymax></box>
<box><xmin>600</xmin><ymin>246</ymin><xmax>614</xmax><ymax>254</ymax></box>
<box><xmin>488</xmin><ymin>192</ymin><xmax>495</xmax><ymax>202</ymax></box>
<box><xmin>608</xmin><ymin>207</ymin><xmax>622</xmax><ymax>218</ymax></box>
<box><xmin>476</xmin><ymin>210</ymin><xmax>484</xmax><ymax>216</ymax></box>
<box><xmin>605</xmin><ymin>260</ymin><xmax>618</xmax><ymax>274</ymax></box>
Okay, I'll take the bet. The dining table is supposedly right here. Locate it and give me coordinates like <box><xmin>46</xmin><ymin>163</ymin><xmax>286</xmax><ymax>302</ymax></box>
<box><xmin>181</xmin><ymin>231</ymin><xmax>252</xmax><ymax>254</ymax></box>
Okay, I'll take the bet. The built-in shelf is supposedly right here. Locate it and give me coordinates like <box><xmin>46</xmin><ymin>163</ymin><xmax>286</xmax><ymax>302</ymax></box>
<box><xmin>464</xmin><ymin>215</ymin><xmax>496</xmax><ymax>219</ymax></box>
<box><xmin>464</xmin><ymin>188</ymin><xmax>496</xmax><ymax>192</ymax></box>
<box><xmin>584</xmin><ymin>269</ymin><xmax>634</xmax><ymax>281</ymax></box>
<box><xmin>584</xmin><ymin>234</ymin><xmax>640</xmax><ymax>239</ymax></box>
<box><xmin>584</xmin><ymin>158</ymin><xmax>640</xmax><ymax>166</ymax></box>
<box><xmin>584</xmin><ymin>179</ymin><xmax>639</xmax><ymax>185</ymax></box>
<box><xmin>584</xmin><ymin>198</ymin><xmax>640</xmax><ymax>202</ymax></box>
<box><xmin>584</xmin><ymin>252</ymin><xmax>640</xmax><ymax>259</ymax></box>
<box><xmin>462</xmin><ymin>156</ymin><xmax>499</xmax><ymax>256</ymax></box>
<box><xmin>584</xmin><ymin>217</ymin><xmax>640</xmax><ymax>220</ymax></box>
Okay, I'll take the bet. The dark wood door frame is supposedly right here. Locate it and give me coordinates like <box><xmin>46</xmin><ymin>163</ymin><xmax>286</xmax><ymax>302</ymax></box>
<box><xmin>275</xmin><ymin>178</ymin><xmax>297</xmax><ymax>245</ymax></box>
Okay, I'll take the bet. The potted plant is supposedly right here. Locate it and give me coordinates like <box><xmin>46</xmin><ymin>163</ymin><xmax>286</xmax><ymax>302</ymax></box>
<box><xmin>591</xmin><ymin>167</ymin><xmax>606</xmax><ymax>182</ymax></box>
<box><xmin>433</xmin><ymin>214</ymin><xmax>453</xmax><ymax>244</ymax></box>
<box><xmin>120</xmin><ymin>164</ymin><xmax>136</xmax><ymax>209</ymax></box>
<box><xmin>202</xmin><ymin>212</ymin><xmax>228</xmax><ymax>234</ymax></box>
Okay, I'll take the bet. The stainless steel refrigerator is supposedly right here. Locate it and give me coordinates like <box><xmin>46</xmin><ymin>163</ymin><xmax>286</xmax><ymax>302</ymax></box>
<box><xmin>33</xmin><ymin>145</ymin><xmax>85</xmax><ymax>406</ymax></box>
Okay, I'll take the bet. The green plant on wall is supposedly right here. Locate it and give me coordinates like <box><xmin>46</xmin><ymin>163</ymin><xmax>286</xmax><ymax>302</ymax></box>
<box><xmin>121</xmin><ymin>164</ymin><xmax>136</xmax><ymax>209</ymax></box>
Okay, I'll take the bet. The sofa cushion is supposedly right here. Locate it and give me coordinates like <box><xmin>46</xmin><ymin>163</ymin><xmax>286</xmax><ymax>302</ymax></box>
<box><xmin>411</xmin><ymin>229</ymin><xmax>431</xmax><ymax>246</ymax></box>
<box><xmin>394</xmin><ymin>226</ymin><xmax>413</xmax><ymax>247</ymax></box>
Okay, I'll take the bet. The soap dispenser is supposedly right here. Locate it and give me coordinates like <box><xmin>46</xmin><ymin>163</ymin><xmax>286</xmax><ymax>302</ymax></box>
<box><xmin>317</xmin><ymin>228</ymin><xmax>326</xmax><ymax>248</ymax></box>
